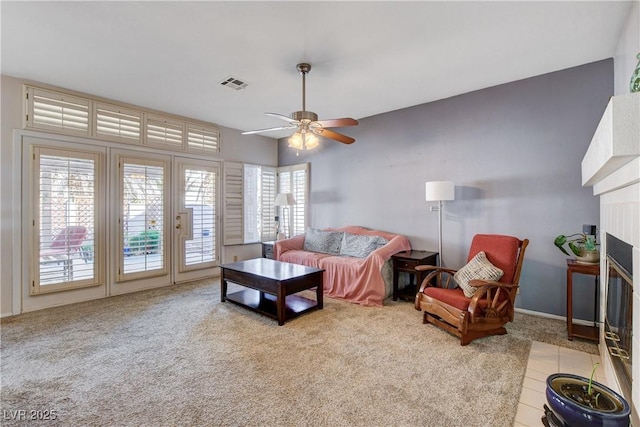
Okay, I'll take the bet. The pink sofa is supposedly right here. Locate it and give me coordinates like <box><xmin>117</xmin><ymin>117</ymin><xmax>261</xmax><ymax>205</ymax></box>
<box><xmin>274</xmin><ymin>226</ymin><xmax>411</xmax><ymax>306</ymax></box>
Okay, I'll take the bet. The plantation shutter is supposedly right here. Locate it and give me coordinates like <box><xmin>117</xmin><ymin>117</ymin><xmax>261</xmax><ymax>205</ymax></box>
<box><xmin>291</xmin><ymin>166</ymin><xmax>308</xmax><ymax>236</ymax></box>
<box><xmin>243</xmin><ymin>164</ymin><xmax>260</xmax><ymax>243</ymax></box>
<box><xmin>277</xmin><ymin>163</ymin><xmax>309</xmax><ymax>237</ymax></box>
<box><xmin>187</xmin><ymin>123</ymin><xmax>220</xmax><ymax>155</ymax></box>
<box><xmin>223</xmin><ymin>162</ymin><xmax>243</xmax><ymax>245</ymax></box>
<box><xmin>261</xmin><ymin>167</ymin><xmax>277</xmax><ymax>241</ymax></box>
<box><xmin>26</xmin><ymin>88</ymin><xmax>90</xmax><ymax>136</ymax></box>
<box><xmin>32</xmin><ymin>147</ymin><xmax>100</xmax><ymax>294</ymax></box>
<box><xmin>95</xmin><ymin>103</ymin><xmax>141</xmax><ymax>143</ymax></box>
<box><xmin>145</xmin><ymin>115</ymin><xmax>184</xmax><ymax>148</ymax></box>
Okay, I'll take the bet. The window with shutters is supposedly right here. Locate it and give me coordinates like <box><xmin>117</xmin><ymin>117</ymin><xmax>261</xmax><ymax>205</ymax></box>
<box><xmin>118</xmin><ymin>157</ymin><xmax>168</xmax><ymax>281</ymax></box>
<box><xmin>223</xmin><ymin>162</ymin><xmax>305</xmax><ymax>245</ymax></box>
<box><xmin>94</xmin><ymin>103</ymin><xmax>141</xmax><ymax>143</ymax></box>
<box><xmin>278</xmin><ymin>163</ymin><xmax>309</xmax><ymax>237</ymax></box>
<box><xmin>242</xmin><ymin>164</ymin><xmax>276</xmax><ymax>243</ymax></box>
<box><xmin>187</xmin><ymin>123</ymin><xmax>220</xmax><ymax>155</ymax></box>
<box><xmin>26</xmin><ymin>88</ymin><xmax>90</xmax><ymax>136</ymax></box>
<box><xmin>182</xmin><ymin>166</ymin><xmax>218</xmax><ymax>267</ymax></box>
<box><xmin>24</xmin><ymin>85</ymin><xmax>221</xmax><ymax>156</ymax></box>
<box><xmin>145</xmin><ymin>115</ymin><xmax>184</xmax><ymax>148</ymax></box>
<box><xmin>223</xmin><ymin>162</ymin><xmax>243</xmax><ymax>245</ymax></box>
<box><xmin>260</xmin><ymin>168</ymin><xmax>277</xmax><ymax>241</ymax></box>
<box><xmin>31</xmin><ymin>147</ymin><xmax>103</xmax><ymax>294</ymax></box>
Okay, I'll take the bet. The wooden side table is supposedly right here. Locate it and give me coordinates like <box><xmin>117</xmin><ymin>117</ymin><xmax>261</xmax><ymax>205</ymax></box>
<box><xmin>566</xmin><ymin>259</ymin><xmax>600</xmax><ymax>341</ymax></box>
<box><xmin>261</xmin><ymin>241</ymin><xmax>275</xmax><ymax>259</ymax></box>
<box><xmin>391</xmin><ymin>250</ymin><xmax>439</xmax><ymax>301</ymax></box>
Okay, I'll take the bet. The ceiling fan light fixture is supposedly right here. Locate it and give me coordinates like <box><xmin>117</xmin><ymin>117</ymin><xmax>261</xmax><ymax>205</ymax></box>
<box><xmin>288</xmin><ymin>132</ymin><xmax>304</xmax><ymax>150</ymax></box>
<box><xmin>304</xmin><ymin>133</ymin><xmax>319</xmax><ymax>150</ymax></box>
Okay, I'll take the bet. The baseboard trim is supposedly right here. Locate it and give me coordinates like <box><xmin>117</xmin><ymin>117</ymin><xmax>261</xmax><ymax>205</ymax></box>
<box><xmin>515</xmin><ymin>307</ymin><xmax>597</xmax><ymax>327</ymax></box>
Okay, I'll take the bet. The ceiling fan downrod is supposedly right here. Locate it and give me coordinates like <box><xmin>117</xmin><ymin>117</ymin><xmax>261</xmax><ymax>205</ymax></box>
<box><xmin>291</xmin><ymin>63</ymin><xmax>317</xmax><ymax>122</ymax></box>
<box><xmin>297</xmin><ymin>63</ymin><xmax>310</xmax><ymax>112</ymax></box>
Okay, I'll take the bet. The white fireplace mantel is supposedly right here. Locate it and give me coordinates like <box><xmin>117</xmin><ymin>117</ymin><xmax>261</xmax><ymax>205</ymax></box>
<box><xmin>581</xmin><ymin>91</ymin><xmax>639</xmax><ymax>424</ymax></box>
<box><xmin>582</xmin><ymin>92</ymin><xmax>640</xmax><ymax>188</ymax></box>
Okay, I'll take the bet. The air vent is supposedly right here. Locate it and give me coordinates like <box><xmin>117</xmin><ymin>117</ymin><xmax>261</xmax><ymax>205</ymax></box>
<box><xmin>220</xmin><ymin>76</ymin><xmax>248</xmax><ymax>91</ymax></box>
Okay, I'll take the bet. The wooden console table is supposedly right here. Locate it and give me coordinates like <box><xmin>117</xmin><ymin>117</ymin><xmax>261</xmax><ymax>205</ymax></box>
<box><xmin>566</xmin><ymin>259</ymin><xmax>600</xmax><ymax>342</ymax></box>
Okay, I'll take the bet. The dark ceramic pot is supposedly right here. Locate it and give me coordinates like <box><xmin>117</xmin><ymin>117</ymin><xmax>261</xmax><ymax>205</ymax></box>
<box><xmin>545</xmin><ymin>373</ymin><xmax>630</xmax><ymax>427</ymax></box>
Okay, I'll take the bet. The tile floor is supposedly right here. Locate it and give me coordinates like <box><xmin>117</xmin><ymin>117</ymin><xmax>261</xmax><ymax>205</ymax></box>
<box><xmin>514</xmin><ymin>341</ymin><xmax>602</xmax><ymax>426</ymax></box>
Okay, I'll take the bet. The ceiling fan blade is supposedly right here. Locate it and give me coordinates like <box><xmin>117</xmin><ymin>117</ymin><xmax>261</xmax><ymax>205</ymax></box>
<box><xmin>242</xmin><ymin>125</ymin><xmax>297</xmax><ymax>135</ymax></box>
<box><xmin>265</xmin><ymin>112</ymin><xmax>298</xmax><ymax>124</ymax></box>
<box><xmin>316</xmin><ymin>128</ymin><xmax>355</xmax><ymax>145</ymax></box>
<box><xmin>314</xmin><ymin>118</ymin><xmax>359</xmax><ymax>128</ymax></box>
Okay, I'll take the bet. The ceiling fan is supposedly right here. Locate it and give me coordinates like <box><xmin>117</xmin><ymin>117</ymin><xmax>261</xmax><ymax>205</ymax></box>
<box><xmin>242</xmin><ymin>63</ymin><xmax>358</xmax><ymax>149</ymax></box>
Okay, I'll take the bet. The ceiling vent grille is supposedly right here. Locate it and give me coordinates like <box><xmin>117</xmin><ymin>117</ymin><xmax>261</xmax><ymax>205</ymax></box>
<box><xmin>220</xmin><ymin>77</ymin><xmax>248</xmax><ymax>91</ymax></box>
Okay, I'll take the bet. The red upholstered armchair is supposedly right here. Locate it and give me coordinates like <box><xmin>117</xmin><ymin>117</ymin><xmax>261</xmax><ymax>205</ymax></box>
<box><xmin>414</xmin><ymin>234</ymin><xmax>529</xmax><ymax>346</ymax></box>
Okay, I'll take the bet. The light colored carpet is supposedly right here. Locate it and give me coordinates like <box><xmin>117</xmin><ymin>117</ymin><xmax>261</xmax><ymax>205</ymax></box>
<box><xmin>1</xmin><ymin>279</ymin><xmax>596</xmax><ymax>426</ymax></box>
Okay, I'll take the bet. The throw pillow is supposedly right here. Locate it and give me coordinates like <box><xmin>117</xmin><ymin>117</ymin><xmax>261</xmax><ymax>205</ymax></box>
<box><xmin>454</xmin><ymin>251</ymin><xmax>504</xmax><ymax>298</ymax></box>
<box><xmin>303</xmin><ymin>228</ymin><xmax>344</xmax><ymax>255</ymax></box>
<box><xmin>339</xmin><ymin>233</ymin><xmax>388</xmax><ymax>258</ymax></box>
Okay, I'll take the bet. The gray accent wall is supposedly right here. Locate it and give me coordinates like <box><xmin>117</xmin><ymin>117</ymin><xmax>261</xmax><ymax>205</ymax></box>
<box><xmin>279</xmin><ymin>59</ymin><xmax>613</xmax><ymax>319</ymax></box>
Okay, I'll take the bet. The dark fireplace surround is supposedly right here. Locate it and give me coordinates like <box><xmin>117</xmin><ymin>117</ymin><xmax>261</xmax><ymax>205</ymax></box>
<box><xmin>605</xmin><ymin>233</ymin><xmax>633</xmax><ymax>403</ymax></box>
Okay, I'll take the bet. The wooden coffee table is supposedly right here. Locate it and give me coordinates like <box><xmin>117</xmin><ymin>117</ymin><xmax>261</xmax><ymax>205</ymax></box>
<box><xmin>221</xmin><ymin>258</ymin><xmax>324</xmax><ymax>325</ymax></box>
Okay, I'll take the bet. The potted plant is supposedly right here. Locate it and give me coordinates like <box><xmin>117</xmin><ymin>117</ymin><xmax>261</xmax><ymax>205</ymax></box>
<box><xmin>544</xmin><ymin>364</ymin><xmax>630</xmax><ymax>427</ymax></box>
<box><xmin>554</xmin><ymin>232</ymin><xmax>600</xmax><ymax>264</ymax></box>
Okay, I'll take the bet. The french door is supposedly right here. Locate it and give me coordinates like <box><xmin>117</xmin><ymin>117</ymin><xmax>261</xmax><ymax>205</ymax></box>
<box><xmin>173</xmin><ymin>158</ymin><xmax>220</xmax><ymax>283</ymax></box>
<box><xmin>111</xmin><ymin>152</ymin><xmax>170</xmax><ymax>294</ymax></box>
<box><xmin>112</xmin><ymin>151</ymin><xmax>220</xmax><ymax>294</ymax></box>
<box><xmin>23</xmin><ymin>141</ymin><xmax>221</xmax><ymax>305</ymax></box>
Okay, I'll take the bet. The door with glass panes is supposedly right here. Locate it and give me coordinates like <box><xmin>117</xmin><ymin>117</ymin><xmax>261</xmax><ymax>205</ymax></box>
<box><xmin>173</xmin><ymin>158</ymin><xmax>219</xmax><ymax>283</ymax></box>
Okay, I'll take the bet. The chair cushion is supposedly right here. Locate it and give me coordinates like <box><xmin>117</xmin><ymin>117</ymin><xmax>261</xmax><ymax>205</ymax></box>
<box><xmin>339</xmin><ymin>233</ymin><xmax>388</xmax><ymax>258</ymax></box>
<box><xmin>454</xmin><ymin>251</ymin><xmax>504</xmax><ymax>298</ymax></box>
<box><xmin>423</xmin><ymin>287</ymin><xmax>471</xmax><ymax>311</ymax></box>
<box><xmin>468</xmin><ymin>234</ymin><xmax>520</xmax><ymax>283</ymax></box>
<box><xmin>303</xmin><ymin>228</ymin><xmax>344</xmax><ymax>255</ymax></box>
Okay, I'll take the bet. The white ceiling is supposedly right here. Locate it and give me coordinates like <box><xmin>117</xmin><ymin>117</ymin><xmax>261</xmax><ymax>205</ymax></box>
<box><xmin>1</xmin><ymin>1</ymin><xmax>633</xmax><ymax>139</ymax></box>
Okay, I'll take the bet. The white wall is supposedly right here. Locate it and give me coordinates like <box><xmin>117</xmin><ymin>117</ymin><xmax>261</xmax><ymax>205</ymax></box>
<box><xmin>0</xmin><ymin>75</ymin><xmax>277</xmax><ymax>316</ymax></box>
<box><xmin>614</xmin><ymin>1</ymin><xmax>640</xmax><ymax>96</ymax></box>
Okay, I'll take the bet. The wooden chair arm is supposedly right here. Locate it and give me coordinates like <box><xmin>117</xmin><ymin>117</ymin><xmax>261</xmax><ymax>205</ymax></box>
<box><xmin>415</xmin><ymin>265</ymin><xmax>456</xmax><ymax>274</ymax></box>
<box><xmin>416</xmin><ymin>267</ymin><xmax>458</xmax><ymax>294</ymax></box>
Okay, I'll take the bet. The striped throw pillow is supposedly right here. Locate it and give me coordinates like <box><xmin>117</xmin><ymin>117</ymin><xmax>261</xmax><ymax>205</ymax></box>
<box><xmin>454</xmin><ymin>251</ymin><xmax>504</xmax><ymax>298</ymax></box>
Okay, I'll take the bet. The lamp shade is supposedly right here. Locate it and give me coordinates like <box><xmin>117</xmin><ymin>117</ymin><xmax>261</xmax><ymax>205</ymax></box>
<box><xmin>274</xmin><ymin>193</ymin><xmax>296</xmax><ymax>206</ymax></box>
<box><xmin>425</xmin><ymin>181</ymin><xmax>455</xmax><ymax>201</ymax></box>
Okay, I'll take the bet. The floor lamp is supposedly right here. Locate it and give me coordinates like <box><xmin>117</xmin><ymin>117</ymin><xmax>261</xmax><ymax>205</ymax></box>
<box><xmin>274</xmin><ymin>193</ymin><xmax>296</xmax><ymax>240</ymax></box>
<box><xmin>425</xmin><ymin>181</ymin><xmax>455</xmax><ymax>266</ymax></box>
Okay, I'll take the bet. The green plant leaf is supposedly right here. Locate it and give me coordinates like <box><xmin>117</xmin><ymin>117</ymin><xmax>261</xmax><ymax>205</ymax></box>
<box><xmin>588</xmin><ymin>362</ymin><xmax>600</xmax><ymax>396</ymax></box>
<box><xmin>554</xmin><ymin>235</ymin><xmax>571</xmax><ymax>256</ymax></box>
<box><xmin>584</xmin><ymin>236</ymin><xmax>597</xmax><ymax>251</ymax></box>
<box><xmin>568</xmin><ymin>241</ymin><xmax>582</xmax><ymax>257</ymax></box>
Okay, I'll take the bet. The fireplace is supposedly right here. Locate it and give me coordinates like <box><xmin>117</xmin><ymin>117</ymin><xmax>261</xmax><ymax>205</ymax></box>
<box><xmin>581</xmin><ymin>91</ymin><xmax>639</xmax><ymax>424</ymax></box>
<box><xmin>604</xmin><ymin>233</ymin><xmax>633</xmax><ymax>403</ymax></box>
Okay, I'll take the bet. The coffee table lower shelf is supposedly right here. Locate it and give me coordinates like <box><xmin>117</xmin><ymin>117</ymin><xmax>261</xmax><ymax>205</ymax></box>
<box><xmin>226</xmin><ymin>289</ymin><xmax>319</xmax><ymax>323</ymax></box>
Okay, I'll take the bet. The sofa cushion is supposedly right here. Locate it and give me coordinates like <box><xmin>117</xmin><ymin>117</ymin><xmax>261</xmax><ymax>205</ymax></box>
<box><xmin>339</xmin><ymin>233</ymin><xmax>388</xmax><ymax>258</ymax></box>
<box><xmin>454</xmin><ymin>251</ymin><xmax>504</xmax><ymax>298</ymax></box>
<box><xmin>279</xmin><ymin>250</ymin><xmax>333</xmax><ymax>269</ymax></box>
<box><xmin>303</xmin><ymin>228</ymin><xmax>344</xmax><ymax>255</ymax></box>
